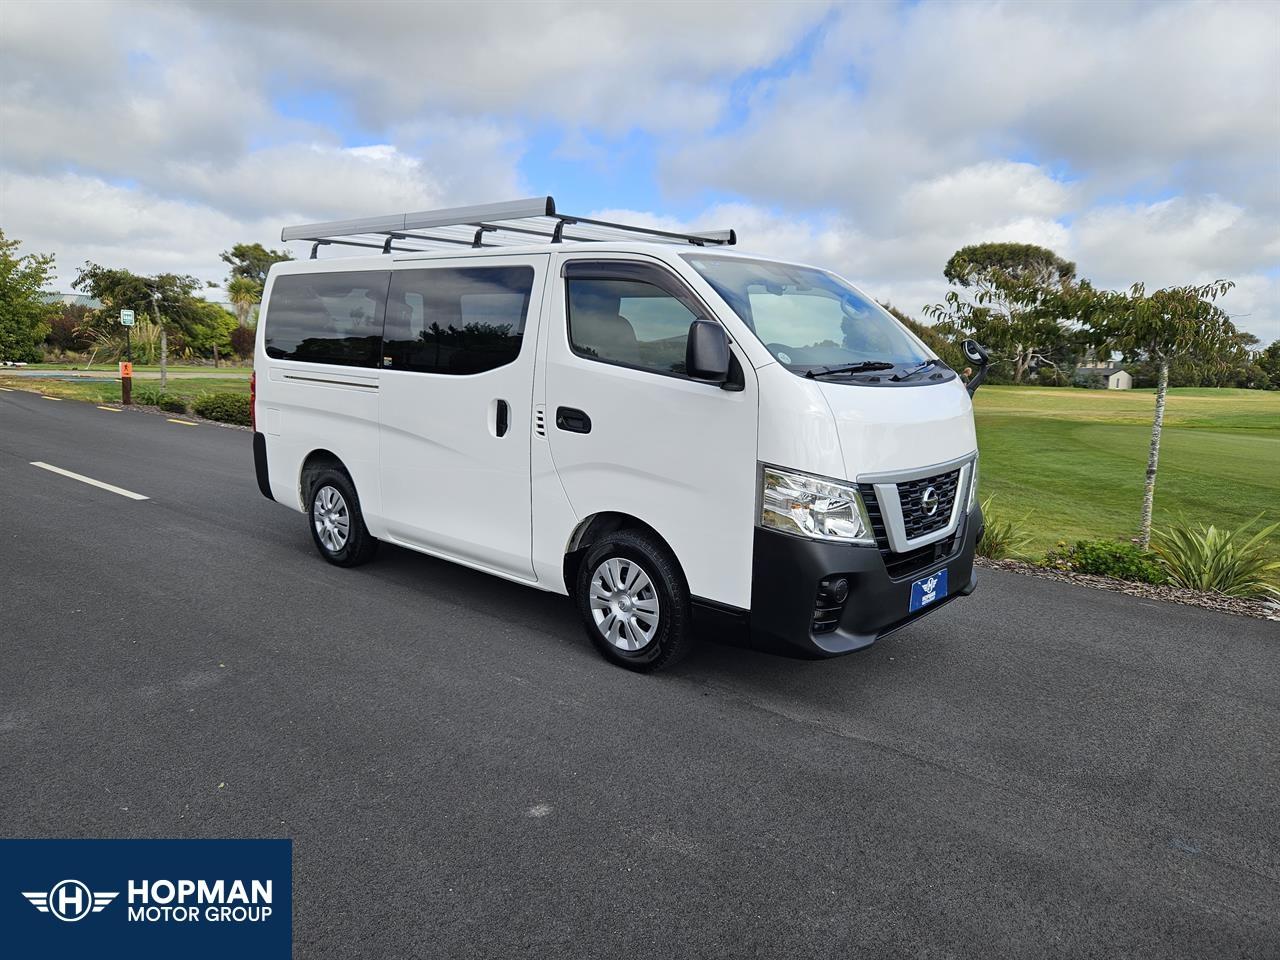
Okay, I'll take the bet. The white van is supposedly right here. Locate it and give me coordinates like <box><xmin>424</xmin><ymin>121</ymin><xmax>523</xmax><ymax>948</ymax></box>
<box><xmin>252</xmin><ymin>198</ymin><xmax>988</xmax><ymax>671</ymax></box>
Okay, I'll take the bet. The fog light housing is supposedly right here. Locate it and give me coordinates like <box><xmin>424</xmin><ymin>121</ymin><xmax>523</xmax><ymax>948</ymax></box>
<box><xmin>813</xmin><ymin>577</ymin><xmax>850</xmax><ymax>633</ymax></box>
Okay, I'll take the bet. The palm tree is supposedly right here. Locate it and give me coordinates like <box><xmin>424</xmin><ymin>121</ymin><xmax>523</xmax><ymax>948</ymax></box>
<box><xmin>1092</xmin><ymin>280</ymin><xmax>1236</xmax><ymax>549</ymax></box>
<box><xmin>227</xmin><ymin>277</ymin><xmax>262</xmax><ymax>327</ymax></box>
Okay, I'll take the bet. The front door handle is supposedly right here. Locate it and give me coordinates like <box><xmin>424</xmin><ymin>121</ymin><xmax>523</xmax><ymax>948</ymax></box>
<box><xmin>555</xmin><ymin>406</ymin><xmax>592</xmax><ymax>434</ymax></box>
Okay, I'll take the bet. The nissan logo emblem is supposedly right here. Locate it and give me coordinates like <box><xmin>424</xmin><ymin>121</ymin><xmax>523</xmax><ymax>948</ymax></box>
<box><xmin>920</xmin><ymin>486</ymin><xmax>940</xmax><ymax>516</ymax></box>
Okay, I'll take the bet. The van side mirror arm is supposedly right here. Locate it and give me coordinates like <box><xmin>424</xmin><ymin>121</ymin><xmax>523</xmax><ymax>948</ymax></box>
<box><xmin>961</xmin><ymin>339</ymin><xmax>990</xmax><ymax>396</ymax></box>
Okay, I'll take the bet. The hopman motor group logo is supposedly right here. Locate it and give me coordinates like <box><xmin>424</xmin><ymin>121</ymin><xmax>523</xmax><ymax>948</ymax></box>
<box><xmin>22</xmin><ymin>877</ymin><xmax>274</xmax><ymax>924</ymax></box>
<box><xmin>2</xmin><ymin>838</ymin><xmax>291</xmax><ymax>960</ymax></box>
<box><xmin>23</xmin><ymin>880</ymin><xmax>117</xmax><ymax>921</ymax></box>
<box><xmin>919</xmin><ymin>574</ymin><xmax>941</xmax><ymax>605</ymax></box>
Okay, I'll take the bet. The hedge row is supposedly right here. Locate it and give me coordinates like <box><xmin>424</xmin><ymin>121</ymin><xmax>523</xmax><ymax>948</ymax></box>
<box><xmin>192</xmin><ymin>392</ymin><xmax>252</xmax><ymax>426</ymax></box>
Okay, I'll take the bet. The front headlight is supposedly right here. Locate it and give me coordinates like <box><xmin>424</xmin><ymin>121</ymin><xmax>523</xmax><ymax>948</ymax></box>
<box><xmin>759</xmin><ymin>466</ymin><xmax>874</xmax><ymax>544</ymax></box>
<box><xmin>968</xmin><ymin>458</ymin><xmax>980</xmax><ymax>510</ymax></box>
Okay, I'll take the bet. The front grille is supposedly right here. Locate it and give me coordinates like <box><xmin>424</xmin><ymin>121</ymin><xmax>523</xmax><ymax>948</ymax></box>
<box><xmin>897</xmin><ymin>469</ymin><xmax>961</xmax><ymax>539</ymax></box>
<box><xmin>859</xmin><ymin>481</ymin><xmax>964</xmax><ymax>581</ymax></box>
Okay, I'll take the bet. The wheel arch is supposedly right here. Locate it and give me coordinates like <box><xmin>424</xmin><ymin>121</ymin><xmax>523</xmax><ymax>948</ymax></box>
<box><xmin>299</xmin><ymin>448</ymin><xmax>350</xmax><ymax>505</ymax></box>
<box><xmin>562</xmin><ymin>511</ymin><xmax>684</xmax><ymax>595</ymax></box>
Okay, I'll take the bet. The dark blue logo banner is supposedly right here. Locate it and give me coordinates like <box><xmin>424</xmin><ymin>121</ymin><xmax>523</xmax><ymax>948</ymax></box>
<box><xmin>0</xmin><ymin>839</ymin><xmax>292</xmax><ymax>960</ymax></box>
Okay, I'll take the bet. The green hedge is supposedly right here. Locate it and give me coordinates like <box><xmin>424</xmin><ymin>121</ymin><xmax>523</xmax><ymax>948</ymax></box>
<box><xmin>193</xmin><ymin>392</ymin><xmax>252</xmax><ymax>426</ymax></box>
<box><xmin>1046</xmin><ymin>539</ymin><xmax>1167</xmax><ymax>584</ymax></box>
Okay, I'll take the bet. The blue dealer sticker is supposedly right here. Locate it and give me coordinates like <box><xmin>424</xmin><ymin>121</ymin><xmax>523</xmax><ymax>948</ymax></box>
<box><xmin>909</xmin><ymin>569</ymin><xmax>947</xmax><ymax>612</ymax></box>
<box><xmin>0</xmin><ymin>839</ymin><xmax>291</xmax><ymax>960</ymax></box>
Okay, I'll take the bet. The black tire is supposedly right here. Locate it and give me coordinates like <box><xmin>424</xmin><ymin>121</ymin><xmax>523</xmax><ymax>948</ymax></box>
<box><xmin>575</xmin><ymin>529</ymin><xmax>693</xmax><ymax>672</ymax></box>
<box><xmin>304</xmin><ymin>465</ymin><xmax>378</xmax><ymax>567</ymax></box>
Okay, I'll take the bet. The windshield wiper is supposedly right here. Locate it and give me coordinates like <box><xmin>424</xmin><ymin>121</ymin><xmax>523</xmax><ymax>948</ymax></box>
<box><xmin>804</xmin><ymin>361</ymin><xmax>896</xmax><ymax>379</ymax></box>
<box><xmin>890</xmin><ymin>358</ymin><xmax>945</xmax><ymax>381</ymax></box>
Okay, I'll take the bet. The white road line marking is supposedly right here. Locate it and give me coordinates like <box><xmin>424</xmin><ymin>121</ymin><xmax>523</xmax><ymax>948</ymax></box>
<box><xmin>29</xmin><ymin>462</ymin><xmax>150</xmax><ymax>501</ymax></box>
<box><xmin>167</xmin><ymin>418</ymin><xmax>197</xmax><ymax>426</ymax></box>
<box><xmin>0</xmin><ymin>386</ymin><xmax>14</xmax><ymax>391</ymax></box>
<box><xmin>97</xmin><ymin>405</ymin><xmax>121</xmax><ymax>412</ymax></box>
<box><xmin>41</xmin><ymin>395</ymin><xmax>63</xmax><ymax>401</ymax></box>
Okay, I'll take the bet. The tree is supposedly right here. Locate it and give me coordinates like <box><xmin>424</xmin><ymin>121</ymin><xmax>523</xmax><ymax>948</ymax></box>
<box><xmin>229</xmin><ymin>325</ymin><xmax>256</xmax><ymax>359</ymax></box>
<box><xmin>942</xmin><ymin>242</ymin><xmax>1077</xmax><ymax>287</ymax></box>
<box><xmin>0</xmin><ymin>230</ymin><xmax>59</xmax><ymax>362</ymax></box>
<box><xmin>924</xmin><ymin>242</ymin><xmax>1083</xmax><ymax>383</ymax></box>
<box><xmin>45</xmin><ymin>303</ymin><xmax>93</xmax><ymax>356</ymax></box>
<box><xmin>73</xmin><ymin>263</ymin><xmax>203</xmax><ymax>386</ymax></box>
<box><xmin>1089</xmin><ymin>280</ymin><xmax>1237</xmax><ymax>549</ymax></box>
<box><xmin>1256</xmin><ymin>339</ymin><xmax>1280</xmax><ymax>389</ymax></box>
<box><xmin>221</xmin><ymin>243</ymin><xmax>292</xmax><ymax>285</ymax></box>
<box><xmin>227</xmin><ymin>276</ymin><xmax>263</xmax><ymax>327</ymax></box>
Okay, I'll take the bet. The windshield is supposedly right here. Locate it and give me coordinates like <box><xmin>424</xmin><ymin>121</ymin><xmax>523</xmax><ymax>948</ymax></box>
<box><xmin>684</xmin><ymin>255</ymin><xmax>932</xmax><ymax>375</ymax></box>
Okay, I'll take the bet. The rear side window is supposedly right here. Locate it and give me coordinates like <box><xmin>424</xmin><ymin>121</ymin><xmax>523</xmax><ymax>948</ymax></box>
<box><xmin>263</xmin><ymin>271</ymin><xmax>388</xmax><ymax>367</ymax></box>
<box><xmin>567</xmin><ymin>278</ymin><xmax>697</xmax><ymax>376</ymax></box>
<box><xmin>384</xmin><ymin>266</ymin><xmax>534</xmax><ymax>375</ymax></box>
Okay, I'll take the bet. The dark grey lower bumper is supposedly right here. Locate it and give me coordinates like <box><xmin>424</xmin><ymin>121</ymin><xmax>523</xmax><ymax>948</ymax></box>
<box><xmin>738</xmin><ymin>505</ymin><xmax>981</xmax><ymax>658</ymax></box>
<box><xmin>253</xmin><ymin>432</ymin><xmax>274</xmax><ymax>501</ymax></box>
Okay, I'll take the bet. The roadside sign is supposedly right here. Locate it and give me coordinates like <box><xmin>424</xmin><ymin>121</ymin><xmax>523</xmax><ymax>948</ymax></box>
<box><xmin>119</xmin><ymin>361</ymin><xmax>133</xmax><ymax>378</ymax></box>
<box><xmin>120</xmin><ymin>309</ymin><xmax>135</xmax><ymax>326</ymax></box>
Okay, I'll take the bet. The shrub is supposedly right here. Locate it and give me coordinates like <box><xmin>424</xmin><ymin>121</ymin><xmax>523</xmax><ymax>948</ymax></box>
<box><xmin>976</xmin><ymin>496</ymin><xmax>1032</xmax><ymax>560</ymax></box>
<box><xmin>1153</xmin><ymin>516</ymin><xmax>1280</xmax><ymax>599</ymax></box>
<box><xmin>193</xmin><ymin>391</ymin><xmax>251</xmax><ymax>426</ymax></box>
<box><xmin>1046</xmin><ymin>539</ymin><xmax>1167</xmax><ymax>584</ymax></box>
<box><xmin>132</xmin><ymin>383</ymin><xmax>166</xmax><ymax>406</ymax></box>
<box><xmin>229</xmin><ymin>325</ymin><xmax>256</xmax><ymax>359</ymax></box>
<box><xmin>158</xmin><ymin>394</ymin><xmax>189</xmax><ymax>414</ymax></box>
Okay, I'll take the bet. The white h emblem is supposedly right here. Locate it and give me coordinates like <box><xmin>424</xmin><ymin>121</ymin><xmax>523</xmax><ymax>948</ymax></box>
<box><xmin>22</xmin><ymin>880</ymin><xmax>118</xmax><ymax>922</ymax></box>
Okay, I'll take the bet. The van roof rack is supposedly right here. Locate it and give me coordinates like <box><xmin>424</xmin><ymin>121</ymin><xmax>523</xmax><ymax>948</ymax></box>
<box><xmin>281</xmin><ymin>196</ymin><xmax>736</xmax><ymax>259</ymax></box>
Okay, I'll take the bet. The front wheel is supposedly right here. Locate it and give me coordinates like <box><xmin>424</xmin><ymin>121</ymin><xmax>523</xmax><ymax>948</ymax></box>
<box><xmin>306</xmin><ymin>467</ymin><xmax>378</xmax><ymax>567</ymax></box>
<box><xmin>575</xmin><ymin>530</ymin><xmax>693</xmax><ymax>672</ymax></box>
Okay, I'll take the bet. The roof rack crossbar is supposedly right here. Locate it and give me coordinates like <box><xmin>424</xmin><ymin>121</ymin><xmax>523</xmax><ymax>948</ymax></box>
<box><xmin>561</xmin><ymin>214</ymin><xmax>735</xmax><ymax>246</ymax></box>
<box><xmin>281</xmin><ymin>196</ymin><xmax>735</xmax><ymax>252</ymax></box>
<box><xmin>388</xmin><ymin>231</ymin><xmax>477</xmax><ymax>248</ymax></box>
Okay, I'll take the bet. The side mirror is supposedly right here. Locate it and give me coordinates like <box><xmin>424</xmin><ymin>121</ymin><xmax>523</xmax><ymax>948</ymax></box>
<box><xmin>962</xmin><ymin>339</ymin><xmax>989</xmax><ymax>366</ymax></box>
<box><xmin>686</xmin><ymin>319</ymin><xmax>731</xmax><ymax>384</ymax></box>
<box><xmin>961</xmin><ymin>339</ymin><xmax>990</xmax><ymax>396</ymax></box>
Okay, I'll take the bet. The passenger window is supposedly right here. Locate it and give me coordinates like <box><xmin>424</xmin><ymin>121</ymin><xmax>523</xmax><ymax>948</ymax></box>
<box><xmin>384</xmin><ymin>266</ymin><xmax>534</xmax><ymax>375</ymax></box>
<box><xmin>263</xmin><ymin>271</ymin><xmax>387</xmax><ymax>367</ymax></box>
<box><xmin>567</xmin><ymin>278</ymin><xmax>697</xmax><ymax>376</ymax></box>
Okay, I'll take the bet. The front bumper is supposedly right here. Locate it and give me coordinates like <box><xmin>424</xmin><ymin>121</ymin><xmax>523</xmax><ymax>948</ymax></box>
<box><xmin>744</xmin><ymin>504</ymin><xmax>981</xmax><ymax>658</ymax></box>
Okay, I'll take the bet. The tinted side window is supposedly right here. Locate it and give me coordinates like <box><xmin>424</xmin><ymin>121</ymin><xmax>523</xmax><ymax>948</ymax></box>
<box><xmin>384</xmin><ymin>266</ymin><xmax>534</xmax><ymax>375</ymax></box>
<box><xmin>263</xmin><ymin>271</ymin><xmax>387</xmax><ymax>367</ymax></box>
<box><xmin>567</xmin><ymin>278</ymin><xmax>696</xmax><ymax>375</ymax></box>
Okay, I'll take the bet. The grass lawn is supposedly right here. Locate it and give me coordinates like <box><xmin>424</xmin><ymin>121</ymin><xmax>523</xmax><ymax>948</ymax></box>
<box><xmin>0</xmin><ymin>373</ymin><xmax>250</xmax><ymax>403</ymax></box>
<box><xmin>974</xmin><ymin>386</ymin><xmax>1279</xmax><ymax>571</ymax></box>
<box><xmin>19</xmin><ymin>362</ymin><xmax>251</xmax><ymax>374</ymax></box>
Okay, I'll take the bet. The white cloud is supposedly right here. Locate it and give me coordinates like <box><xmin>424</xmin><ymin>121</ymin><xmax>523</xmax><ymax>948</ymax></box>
<box><xmin>1</xmin><ymin>0</ymin><xmax>1276</xmax><ymax>342</ymax></box>
<box><xmin>183</xmin><ymin>0</ymin><xmax>828</xmax><ymax>133</ymax></box>
<box><xmin>1070</xmin><ymin>196</ymin><xmax>1280</xmax><ymax>288</ymax></box>
<box><xmin>0</xmin><ymin>171</ymin><xmax>275</xmax><ymax>291</ymax></box>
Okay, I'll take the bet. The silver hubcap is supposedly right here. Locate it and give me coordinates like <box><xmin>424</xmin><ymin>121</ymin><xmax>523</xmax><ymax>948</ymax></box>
<box><xmin>313</xmin><ymin>485</ymin><xmax>350</xmax><ymax>553</ymax></box>
<box><xmin>589</xmin><ymin>557</ymin><xmax>660</xmax><ymax>652</ymax></box>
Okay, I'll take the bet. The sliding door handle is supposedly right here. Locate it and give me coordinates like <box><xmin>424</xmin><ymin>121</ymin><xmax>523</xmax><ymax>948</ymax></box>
<box><xmin>555</xmin><ymin>407</ymin><xmax>592</xmax><ymax>434</ymax></box>
<box><xmin>495</xmin><ymin>399</ymin><xmax>510</xmax><ymax>437</ymax></box>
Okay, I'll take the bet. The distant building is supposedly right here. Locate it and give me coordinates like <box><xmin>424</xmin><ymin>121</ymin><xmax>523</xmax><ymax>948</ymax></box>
<box><xmin>1077</xmin><ymin>354</ymin><xmax>1133</xmax><ymax>389</ymax></box>
<box><xmin>41</xmin><ymin>292</ymin><xmax>101</xmax><ymax>309</ymax></box>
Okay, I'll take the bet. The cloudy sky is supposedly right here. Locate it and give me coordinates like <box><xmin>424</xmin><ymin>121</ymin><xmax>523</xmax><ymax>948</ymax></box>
<box><xmin>2</xmin><ymin>0</ymin><xmax>1277</xmax><ymax>339</ymax></box>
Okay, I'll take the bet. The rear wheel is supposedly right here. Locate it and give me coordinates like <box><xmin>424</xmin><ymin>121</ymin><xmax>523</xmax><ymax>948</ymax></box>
<box><xmin>575</xmin><ymin>530</ymin><xmax>692</xmax><ymax>672</ymax></box>
<box><xmin>305</xmin><ymin>466</ymin><xmax>378</xmax><ymax>567</ymax></box>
